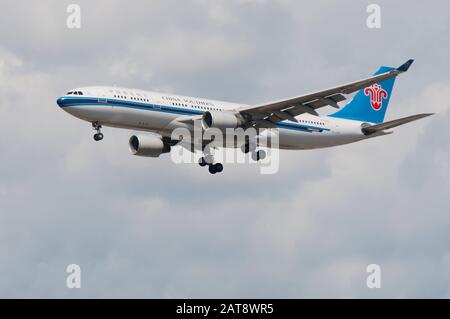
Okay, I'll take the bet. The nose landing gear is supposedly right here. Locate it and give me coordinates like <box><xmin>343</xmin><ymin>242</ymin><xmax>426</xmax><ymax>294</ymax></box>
<box><xmin>92</xmin><ymin>121</ymin><xmax>104</xmax><ymax>141</ymax></box>
<box><xmin>94</xmin><ymin>133</ymin><xmax>104</xmax><ymax>141</ymax></box>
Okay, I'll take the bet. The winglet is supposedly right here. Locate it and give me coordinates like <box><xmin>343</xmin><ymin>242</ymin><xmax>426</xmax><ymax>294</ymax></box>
<box><xmin>397</xmin><ymin>59</ymin><xmax>414</xmax><ymax>72</ymax></box>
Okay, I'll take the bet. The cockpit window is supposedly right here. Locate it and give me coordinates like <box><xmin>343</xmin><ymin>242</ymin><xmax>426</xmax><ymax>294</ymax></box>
<box><xmin>66</xmin><ymin>91</ymin><xmax>83</xmax><ymax>95</ymax></box>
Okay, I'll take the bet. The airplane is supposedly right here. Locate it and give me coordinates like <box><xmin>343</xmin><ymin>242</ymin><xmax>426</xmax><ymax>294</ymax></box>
<box><xmin>56</xmin><ymin>59</ymin><xmax>433</xmax><ymax>174</ymax></box>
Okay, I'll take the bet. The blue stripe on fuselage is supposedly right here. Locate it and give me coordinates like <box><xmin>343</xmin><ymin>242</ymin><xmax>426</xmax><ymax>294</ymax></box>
<box><xmin>59</xmin><ymin>97</ymin><xmax>202</xmax><ymax>116</ymax></box>
<box><xmin>58</xmin><ymin>97</ymin><xmax>330</xmax><ymax>133</ymax></box>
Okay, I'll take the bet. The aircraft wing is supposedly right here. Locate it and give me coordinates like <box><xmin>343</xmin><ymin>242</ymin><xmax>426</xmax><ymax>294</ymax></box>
<box><xmin>361</xmin><ymin>113</ymin><xmax>434</xmax><ymax>135</ymax></box>
<box><xmin>238</xmin><ymin>59</ymin><xmax>415</xmax><ymax>128</ymax></box>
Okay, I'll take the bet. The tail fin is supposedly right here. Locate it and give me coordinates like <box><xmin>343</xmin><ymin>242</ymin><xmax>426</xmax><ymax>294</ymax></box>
<box><xmin>329</xmin><ymin>60</ymin><xmax>413</xmax><ymax>124</ymax></box>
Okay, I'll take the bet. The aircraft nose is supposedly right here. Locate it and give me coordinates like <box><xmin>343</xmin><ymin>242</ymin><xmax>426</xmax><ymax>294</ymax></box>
<box><xmin>56</xmin><ymin>97</ymin><xmax>66</xmax><ymax>107</ymax></box>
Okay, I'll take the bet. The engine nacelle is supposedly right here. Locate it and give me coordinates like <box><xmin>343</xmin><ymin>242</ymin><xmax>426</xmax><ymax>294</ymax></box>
<box><xmin>202</xmin><ymin>111</ymin><xmax>243</xmax><ymax>130</ymax></box>
<box><xmin>129</xmin><ymin>135</ymin><xmax>170</xmax><ymax>157</ymax></box>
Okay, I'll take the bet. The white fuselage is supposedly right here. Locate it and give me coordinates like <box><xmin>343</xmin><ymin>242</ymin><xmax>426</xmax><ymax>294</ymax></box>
<box><xmin>57</xmin><ymin>86</ymin><xmax>370</xmax><ymax>150</ymax></box>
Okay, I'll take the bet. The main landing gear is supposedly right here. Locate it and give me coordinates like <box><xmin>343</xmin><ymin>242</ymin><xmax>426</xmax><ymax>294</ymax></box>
<box><xmin>198</xmin><ymin>151</ymin><xmax>224</xmax><ymax>175</ymax></box>
<box><xmin>251</xmin><ymin>149</ymin><xmax>267</xmax><ymax>161</ymax></box>
<box><xmin>241</xmin><ymin>143</ymin><xmax>266</xmax><ymax>162</ymax></box>
<box><xmin>92</xmin><ymin>121</ymin><xmax>104</xmax><ymax>141</ymax></box>
<box><xmin>197</xmin><ymin>142</ymin><xmax>266</xmax><ymax>175</ymax></box>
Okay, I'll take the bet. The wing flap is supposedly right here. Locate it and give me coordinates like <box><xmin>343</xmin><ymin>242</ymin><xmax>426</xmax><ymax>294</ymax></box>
<box><xmin>304</xmin><ymin>93</ymin><xmax>347</xmax><ymax>109</ymax></box>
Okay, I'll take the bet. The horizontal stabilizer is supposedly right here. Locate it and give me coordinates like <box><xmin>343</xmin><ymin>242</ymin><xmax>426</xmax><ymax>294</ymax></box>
<box><xmin>362</xmin><ymin>113</ymin><xmax>434</xmax><ymax>135</ymax></box>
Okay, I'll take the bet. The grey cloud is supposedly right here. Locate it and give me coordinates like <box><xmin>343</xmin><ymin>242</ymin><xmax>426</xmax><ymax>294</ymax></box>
<box><xmin>0</xmin><ymin>0</ymin><xmax>450</xmax><ymax>298</ymax></box>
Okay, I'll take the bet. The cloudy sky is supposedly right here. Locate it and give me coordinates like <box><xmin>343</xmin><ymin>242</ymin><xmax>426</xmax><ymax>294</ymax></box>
<box><xmin>1</xmin><ymin>0</ymin><xmax>449</xmax><ymax>298</ymax></box>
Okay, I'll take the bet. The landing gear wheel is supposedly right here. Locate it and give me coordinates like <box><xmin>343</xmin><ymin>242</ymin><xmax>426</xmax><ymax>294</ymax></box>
<box><xmin>208</xmin><ymin>165</ymin><xmax>217</xmax><ymax>174</ymax></box>
<box><xmin>199</xmin><ymin>157</ymin><xmax>207</xmax><ymax>167</ymax></box>
<box><xmin>257</xmin><ymin>150</ymin><xmax>266</xmax><ymax>160</ymax></box>
<box><xmin>241</xmin><ymin>144</ymin><xmax>250</xmax><ymax>154</ymax></box>
<box><xmin>241</xmin><ymin>143</ymin><xmax>256</xmax><ymax>154</ymax></box>
<box><xmin>214</xmin><ymin>163</ymin><xmax>223</xmax><ymax>173</ymax></box>
<box><xmin>252</xmin><ymin>150</ymin><xmax>266</xmax><ymax>161</ymax></box>
<box><xmin>92</xmin><ymin>121</ymin><xmax>103</xmax><ymax>141</ymax></box>
<box><xmin>93</xmin><ymin>133</ymin><xmax>104</xmax><ymax>141</ymax></box>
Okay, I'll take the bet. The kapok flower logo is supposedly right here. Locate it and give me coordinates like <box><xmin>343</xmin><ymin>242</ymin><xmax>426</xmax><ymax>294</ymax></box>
<box><xmin>364</xmin><ymin>84</ymin><xmax>388</xmax><ymax>111</ymax></box>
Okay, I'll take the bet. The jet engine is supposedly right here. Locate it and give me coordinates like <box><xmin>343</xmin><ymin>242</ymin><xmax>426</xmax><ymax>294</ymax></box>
<box><xmin>202</xmin><ymin>111</ymin><xmax>243</xmax><ymax>130</ymax></box>
<box><xmin>129</xmin><ymin>134</ymin><xmax>171</xmax><ymax>157</ymax></box>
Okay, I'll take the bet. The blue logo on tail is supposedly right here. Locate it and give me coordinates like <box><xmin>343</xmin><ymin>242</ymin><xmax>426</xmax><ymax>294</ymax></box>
<box><xmin>329</xmin><ymin>66</ymin><xmax>396</xmax><ymax>124</ymax></box>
